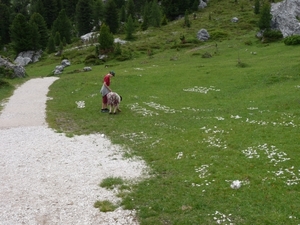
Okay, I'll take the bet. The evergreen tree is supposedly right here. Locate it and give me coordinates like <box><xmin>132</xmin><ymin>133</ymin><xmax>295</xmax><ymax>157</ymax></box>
<box><xmin>98</xmin><ymin>23</ymin><xmax>114</xmax><ymax>53</ymax></box>
<box><xmin>93</xmin><ymin>0</ymin><xmax>104</xmax><ymax>31</ymax></box>
<box><xmin>150</xmin><ymin>0</ymin><xmax>162</xmax><ymax>27</ymax></box>
<box><xmin>47</xmin><ymin>35</ymin><xmax>56</xmax><ymax>53</ymax></box>
<box><xmin>133</xmin><ymin>0</ymin><xmax>147</xmax><ymax>14</ymax></box>
<box><xmin>29</xmin><ymin>12</ymin><xmax>48</xmax><ymax>50</ymax></box>
<box><xmin>125</xmin><ymin>15</ymin><xmax>134</xmax><ymax>40</ymax></box>
<box><xmin>54</xmin><ymin>31</ymin><xmax>61</xmax><ymax>46</ymax></box>
<box><xmin>10</xmin><ymin>13</ymin><xmax>32</xmax><ymax>52</ymax></box>
<box><xmin>258</xmin><ymin>2</ymin><xmax>271</xmax><ymax>30</ymax></box>
<box><xmin>161</xmin><ymin>0</ymin><xmax>190</xmax><ymax>20</ymax></box>
<box><xmin>192</xmin><ymin>0</ymin><xmax>199</xmax><ymax>12</ymax></box>
<box><xmin>76</xmin><ymin>0</ymin><xmax>94</xmax><ymax>36</ymax></box>
<box><xmin>184</xmin><ymin>10</ymin><xmax>191</xmax><ymax>27</ymax></box>
<box><xmin>42</xmin><ymin>0</ymin><xmax>58</xmax><ymax>28</ymax></box>
<box><xmin>29</xmin><ymin>23</ymin><xmax>41</xmax><ymax>50</ymax></box>
<box><xmin>126</xmin><ymin>0</ymin><xmax>135</xmax><ymax>21</ymax></box>
<box><xmin>30</xmin><ymin>0</ymin><xmax>45</xmax><ymax>19</ymax></box>
<box><xmin>0</xmin><ymin>3</ymin><xmax>11</xmax><ymax>45</ymax></box>
<box><xmin>254</xmin><ymin>0</ymin><xmax>260</xmax><ymax>14</ymax></box>
<box><xmin>161</xmin><ymin>14</ymin><xmax>168</xmax><ymax>26</ymax></box>
<box><xmin>64</xmin><ymin>0</ymin><xmax>79</xmax><ymax>20</ymax></box>
<box><xmin>141</xmin><ymin>2</ymin><xmax>150</xmax><ymax>31</ymax></box>
<box><xmin>52</xmin><ymin>9</ymin><xmax>73</xmax><ymax>44</ymax></box>
<box><xmin>1</xmin><ymin>0</ymin><xmax>11</xmax><ymax>6</ymax></box>
<box><xmin>114</xmin><ymin>0</ymin><xmax>125</xmax><ymax>9</ymax></box>
<box><xmin>104</xmin><ymin>0</ymin><xmax>119</xmax><ymax>34</ymax></box>
<box><xmin>120</xmin><ymin>5</ymin><xmax>126</xmax><ymax>23</ymax></box>
<box><xmin>11</xmin><ymin>0</ymin><xmax>30</xmax><ymax>17</ymax></box>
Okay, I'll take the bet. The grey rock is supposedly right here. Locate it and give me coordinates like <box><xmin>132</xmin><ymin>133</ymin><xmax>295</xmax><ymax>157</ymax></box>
<box><xmin>61</xmin><ymin>59</ymin><xmax>71</xmax><ymax>67</ymax></box>
<box><xmin>0</xmin><ymin>55</ymin><xmax>26</xmax><ymax>78</ymax></box>
<box><xmin>198</xmin><ymin>0</ymin><xmax>208</xmax><ymax>9</ymax></box>
<box><xmin>271</xmin><ymin>0</ymin><xmax>300</xmax><ymax>37</ymax></box>
<box><xmin>197</xmin><ymin>29</ymin><xmax>210</xmax><ymax>41</ymax></box>
<box><xmin>231</xmin><ymin>17</ymin><xmax>239</xmax><ymax>23</ymax></box>
<box><xmin>14</xmin><ymin>50</ymin><xmax>43</xmax><ymax>66</ymax></box>
<box><xmin>83</xmin><ymin>67</ymin><xmax>92</xmax><ymax>72</ymax></box>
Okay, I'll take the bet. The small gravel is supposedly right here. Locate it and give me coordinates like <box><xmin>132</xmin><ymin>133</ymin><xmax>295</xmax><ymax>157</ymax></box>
<box><xmin>0</xmin><ymin>77</ymin><xmax>148</xmax><ymax>225</ymax></box>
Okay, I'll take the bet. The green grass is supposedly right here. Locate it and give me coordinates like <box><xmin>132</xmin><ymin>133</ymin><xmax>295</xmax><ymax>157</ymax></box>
<box><xmin>2</xmin><ymin>1</ymin><xmax>300</xmax><ymax>224</ymax></box>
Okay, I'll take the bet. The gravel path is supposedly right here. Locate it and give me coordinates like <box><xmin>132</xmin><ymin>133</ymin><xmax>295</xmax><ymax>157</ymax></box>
<box><xmin>0</xmin><ymin>77</ymin><xmax>148</xmax><ymax>225</ymax></box>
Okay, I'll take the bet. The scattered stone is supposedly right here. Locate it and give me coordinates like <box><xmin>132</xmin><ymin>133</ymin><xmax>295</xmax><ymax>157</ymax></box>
<box><xmin>197</xmin><ymin>29</ymin><xmax>210</xmax><ymax>41</ymax></box>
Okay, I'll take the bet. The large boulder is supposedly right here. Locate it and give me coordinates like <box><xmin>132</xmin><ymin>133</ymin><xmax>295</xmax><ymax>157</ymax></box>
<box><xmin>271</xmin><ymin>0</ymin><xmax>300</xmax><ymax>37</ymax></box>
<box><xmin>0</xmin><ymin>56</ymin><xmax>26</xmax><ymax>78</ymax></box>
<box><xmin>14</xmin><ymin>50</ymin><xmax>43</xmax><ymax>66</ymax></box>
<box><xmin>197</xmin><ymin>29</ymin><xmax>210</xmax><ymax>41</ymax></box>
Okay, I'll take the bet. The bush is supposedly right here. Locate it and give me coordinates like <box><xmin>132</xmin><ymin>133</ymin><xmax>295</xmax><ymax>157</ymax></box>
<box><xmin>210</xmin><ymin>30</ymin><xmax>228</xmax><ymax>41</ymax></box>
<box><xmin>284</xmin><ymin>35</ymin><xmax>300</xmax><ymax>45</ymax></box>
<box><xmin>0</xmin><ymin>67</ymin><xmax>14</xmax><ymax>79</ymax></box>
<box><xmin>262</xmin><ymin>29</ymin><xmax>283</xmax><ymax>42</ymax></box>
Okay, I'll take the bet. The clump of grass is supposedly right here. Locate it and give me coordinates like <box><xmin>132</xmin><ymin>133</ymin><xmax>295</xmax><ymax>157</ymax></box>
<box><xmin>100</xmin><ymin>177</ymin><xmax>124</xmax><ymax>190</ymax></box>
<box><xmin>94</xmin><ymin>200</ymin><xmax>118</xmax><ymax>212</ymax></box>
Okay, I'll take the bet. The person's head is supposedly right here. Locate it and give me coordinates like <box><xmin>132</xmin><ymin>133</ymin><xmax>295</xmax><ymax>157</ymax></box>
<box><xmin>109</xmin><ymin>71</ymin><xmax>115</xmax><ymax>76</ymax></box>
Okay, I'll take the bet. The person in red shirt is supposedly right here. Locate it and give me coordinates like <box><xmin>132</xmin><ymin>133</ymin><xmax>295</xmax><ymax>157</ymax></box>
<box><xmin>100</xmin><ymin>71</ymin><xmax>115</xmax><ymax>112</ymax></box>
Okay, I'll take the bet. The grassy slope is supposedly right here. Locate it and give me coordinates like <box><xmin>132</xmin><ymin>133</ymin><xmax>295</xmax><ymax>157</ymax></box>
<box><xmin>3</xmin><ymin>0</ymin><xmax>300</xmax><ymax>224</ymax></box>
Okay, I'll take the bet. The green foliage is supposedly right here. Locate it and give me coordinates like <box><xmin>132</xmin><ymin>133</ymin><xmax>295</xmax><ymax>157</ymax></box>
<box><xmin>262</xmin><ymin>29</ymin><xmax>283</xmax><ymax>42</ymax></box>
<box><xmin>42</xmin><ymin>0</ymin><xmax>60</xmax><ymax>29</ymax></box>
<box><xmin>10</xmin><ymin>13</ymin><xmax>38</xmax><ymax>52</ymax></box>
<box><xmin>161</xmin><ymin>14</ymin><xmax>168</xmax><ymax>26</ymax></box>
<box><xmin>0</xmin><ymin>3</ymin><xmax>11</xmax><ymax>45</ymax></box>
<box><xmin>114</xmin><ymin>42</ymin><xmax>122</xmax><ymax>56</ymax></box>
<box><xmin>254</xmin><ymin>0</ymin><xmax>260</xmax><ymax>14</ymax></box>
<box><xmin>184</xmin><ymin>10</ymin><xmax>191</xmax><ymax>28</ymax></box>
<box><xmin>150</xmin><ymin>0</ymin><xmax>162</xmax><ymax>27</ymax></box>
<box><xmin>54</xmin><ymin>32</ymin><xmax>61</xmax><ymax>46</ymax></box>
<box><xmin>284</xmin><ymin>35</ymin><xmax>300</xmax><ymax>45</ymax></box>
<box><xmin>126</xmin><ymin>0</ymin><xmax>135</xmax><ymax>21</ymax></box>
<box><xmin>125</xmin><ymin>15</ymin><xmax>135</xmax><ymax>40</ymax></box>
<box><xmin>84</xmin><ymin>54</ymin><xmax>100</xmax><ymax>65</ymax></box>
<box><xmin>52</xmin><ymin>9</ymin><xmax>73</xmax><ymax>44</ymax></box>
<box><xmin>76</xmin><ymin>0</ymin><xmax>94</xmax><ymax>36</ymax></box>
<box><xmin>47</xmin><ymin>35</ymin><xmax>56</xmax><ymax>54</ymax></box>
<box><xmin>98</xmin><ymin>23</ymin><xmax>114</xmax><ymax>54</ymax></box>
<box><xmin>120</xmin><ymin>5</ymin><xmax>126</xmax><ymax>23</ymax></box>
<box><xmin>0</xmin><ymin>66</ymin><xmax>13</xmax><ymax>79</ymax></box>
<box><xmin>93</xmin><ymin>0</ymin><xmax>104</xmax><ymax>30</ymax></box>
<box><xmin>29</xmin><ymin>12</ymin><xmax>48</xmax><ymax>50</ymax></box>
<box><xmin>104</xmin><ymin>0</ymin><xmax>119</xmax><ymax>34</ymax></box>
<box><xmin>258</xmin><ymin>2</ymin><xmax>271</xmax><ymax>30</ymax></box>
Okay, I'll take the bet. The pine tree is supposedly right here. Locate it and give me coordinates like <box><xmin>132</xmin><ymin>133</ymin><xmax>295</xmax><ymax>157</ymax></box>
<box><xmin>52</xmin><ymin>9</ymin><xmax>73</xmax><ymax>44</ymax></box>
<box><xmin>150</xmin><ymin>0</ymin><xmax>162</xmax><ymax>27</ymax></box>
<box><xmin>0</xmin><ymin>3</ymin><xmax>11</xmax><ymax>45</ymax></box>
<box><xmin>29</xmin><ymin>12</ymin><xmax>48</xmax><ymax>50</ymax></box>
<box><xmin>98</xmin><ymin>23</ymin><xmax>114</xmax><ymax>54</ymax></box>
<box><xmin>64</xmin><ymin>0</ymin><xmax>79</xmax><ymax>20</ymax></box>
<box><xmin>125</xmin><ymin>15</ymin><xmax>134</xmax><ymax>40</ymax></box>
<box><xmin>93</xmin><ymin>0</ymin><xmax>104</xmax><ymax>30</ymax></box>
<box><xmin>126</xmin><ymin>0</ymin><xmax>135</xmax><ymax>21</ymax></box>
<box><xmin>47</xmin><ymin>35</ymin><xmax>56</xmax><ymax>53</ymax></box>
<box><xmin>10</xmin><ymin>13</ymin><xmax>34</xmax><ymax>52</ymax></box>
<box><xmin>141</xmin><ymin>2</ymin><xmax>150</xmax><ymax>31</ymax></box>
<box><xmin>120</xmin><ymin>5</ymin><xmax>126</xmax><ymax>23</ymax></box>
<box><xmin>76</xmin><ymin>0</ymin><xmax>94</xmax><ymax>36</ymax></box>
<box><xmin>258</xmin><ymin>2</ymin><xmax>271</xmax><ymax>30</ymax></box>
<box><xmin>184</xmin><ymin>10</ymin><xmax>191</xmax><ymax>27</ymax></box>
<box><xmin>54</xmin><ymin>31</ymin><xmax>61</xmax><ymax>46</ymax></box>
<box><xmin>30</xmin><ymin>0</ymin><xmax>45</xmax><ymax>19</ymax></box>
<box><xmin>104</xmin><ymin>0</ymin><xmax>119</xmax><ymax>34</ymax></box>
<box><xmin>42</xmin><ymin>0</ymin><xmax>58</xmax><ymax>28</ymax></box>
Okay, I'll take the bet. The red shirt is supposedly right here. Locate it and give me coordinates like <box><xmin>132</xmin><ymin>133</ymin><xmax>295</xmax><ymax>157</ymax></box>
<box><xmin>103</xmin><ymin>74</ymin><xmax>111</xmax><ymax>86</ymax></box>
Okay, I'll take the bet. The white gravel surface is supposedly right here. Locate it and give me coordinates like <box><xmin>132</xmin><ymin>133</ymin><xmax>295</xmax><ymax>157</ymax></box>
<box><xmin>0</xmin><ymin>77</ymin><xmax>148</xmax><ymax>225</ymax></box>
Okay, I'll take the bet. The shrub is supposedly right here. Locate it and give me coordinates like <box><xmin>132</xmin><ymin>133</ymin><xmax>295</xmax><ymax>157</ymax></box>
<box><xmin>284</xmin><ymin>35</ymin><xmax>300</xmax><ymax>45</ymax></box>
<box><xmin>210</xmin><ymin>30</ymin><xmax>228</xmax><ymax>40</ymax></box>
<box><xmin>262</xmin><ymin>29</ymin><xmax>283</xmax><ymax>42</ymax></box>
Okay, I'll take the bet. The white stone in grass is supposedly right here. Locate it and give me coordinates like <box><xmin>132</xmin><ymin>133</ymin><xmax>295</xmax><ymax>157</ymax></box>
<box><xmin>230</xmin><ymin>180</ymin><xmax>242</xmax><ymax>189</ymax></box>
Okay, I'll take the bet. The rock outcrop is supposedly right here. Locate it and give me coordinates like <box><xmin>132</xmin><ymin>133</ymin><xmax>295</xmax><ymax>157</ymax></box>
<box><xmin>14</xmin><ymin>50</ymin><xmax>43</xmax><ymax>67</ymax></box>
<box><xmin>0</xmin><ymin>56</ymin><xmax>26</xmax><ymax>78</ymax></box>
<box><xmin>271</xmin><ymin>0</ymin><xmax>300</xmax><ymax>37</ymax></box>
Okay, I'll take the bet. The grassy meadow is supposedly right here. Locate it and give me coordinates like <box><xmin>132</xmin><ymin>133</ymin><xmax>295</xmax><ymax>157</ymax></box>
<box><xmin>2</xmin><ymin>0</ymin><xmax>300</xmax><ymax>224</ymax></box>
